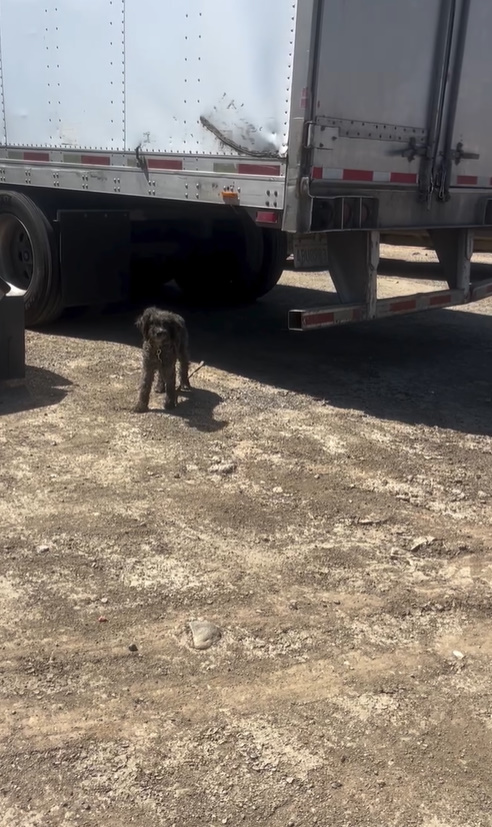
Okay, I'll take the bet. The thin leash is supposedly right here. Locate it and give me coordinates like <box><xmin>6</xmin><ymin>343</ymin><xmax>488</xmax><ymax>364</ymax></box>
<box><xmin>188</xmin><ymin>360</ymin><xmax>205</xmax><ymax>379</ymax></box>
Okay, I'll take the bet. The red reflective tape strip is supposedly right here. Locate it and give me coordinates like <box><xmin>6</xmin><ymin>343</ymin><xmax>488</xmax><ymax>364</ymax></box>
<box><xmin>342</xmin><ymin>169</ymin><xmax>373</xmax><ymax>182</ymax></box>
<box><xmin>304</xmin><ymin>312</ymin><xmax>335</xmax><ymax>327</ymax></box>
<box><xmin>311</xmin><ymin>168</ymin><xmax>419</xmax><ymax>183</ymax></box>
<box><xmin>23</xmin><ymin>151</ymin><xmax>50</xmax><ymax>162</ymax></box>
<box><xmin>81</xmin><ymin>154</ymin><xmax>110</xmax><ymax>166</ymax></box>
<box><xmin>456</xmin><ymin>175</ymin><xmax>478</xmax><ymax>186</ymax></box>
<box><xmin>237</xmin><ymin>163</ymin><xmax>281</xmax><ymax>176</ymax></box>
<box><xmin>147</xmin><ymin>158</ymin><xmax>183</xmax><ymax>170</ymax></box>
<box><xmin>389</xmin><ymin>299</ymin><xmax>417</xmax><ymax>313</ymax></box>
<box><xmin>429</xmin><ymin>293</ymin><xmax>452</xmax><ymax>306</ymax></box>
<box><xmin>390</xmin><ymin>172</ymin><xmax>417</xmax><ymax>184</ymax></box>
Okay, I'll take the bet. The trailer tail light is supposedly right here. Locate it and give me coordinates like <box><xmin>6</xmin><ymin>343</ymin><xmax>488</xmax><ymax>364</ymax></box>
<box><xmin>311</xmin><ymin>196</ymin><xmax>378</xmax><ymax>231</ymax></box>
<box><xmin>484</xmin><ymin>200</ymin><xmax>492</xmax><ymax>224</ymax></box>
<box><xmin>342</xmin><ymin>200</ymin><xmax>352</xmax><ymax>226</ymax></box>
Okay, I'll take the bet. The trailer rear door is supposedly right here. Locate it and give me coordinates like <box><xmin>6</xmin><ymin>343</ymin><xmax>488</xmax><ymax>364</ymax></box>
<box><xmin>446</xmin><ymin>1</ymin><xmax>492</xmax><ymax>191</ymax></box>
<box><xmin>311</xmin><ymin>0</ymin><xmax>444</xmax><ymax>188</ymax></box>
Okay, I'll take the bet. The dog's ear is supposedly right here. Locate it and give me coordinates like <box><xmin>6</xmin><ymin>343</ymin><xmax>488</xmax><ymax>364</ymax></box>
<box><xmin>136</xmin><ymin>308</ymin><xmax>151</xmax><ymax>338</ymax></box>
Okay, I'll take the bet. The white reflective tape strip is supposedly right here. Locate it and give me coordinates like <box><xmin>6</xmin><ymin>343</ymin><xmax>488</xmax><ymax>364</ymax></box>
<box><xmin>372</xmin><ymin>171</ymin><xmax>391</xmax><ymax>183</ymax></box>
<box><xmin>320</xmin><ymin>167</ymin><xmax>344</xmax><ymax>181</ymax></box>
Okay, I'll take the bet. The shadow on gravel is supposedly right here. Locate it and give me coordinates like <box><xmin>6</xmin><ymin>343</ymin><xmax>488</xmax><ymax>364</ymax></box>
<box><xmin>40</xmin><ymin>275</ymin><xmax>492</xmax><ymax>437</ymax></box>
<box><xmin>0</xmin><ymin>366</ymin><xmax>72</xmax><ymax>415</ymax></box>
<box><xmin>144</xmin><ymin>388</ymin><xmax>228</xmax><ymax>433</ymax></box>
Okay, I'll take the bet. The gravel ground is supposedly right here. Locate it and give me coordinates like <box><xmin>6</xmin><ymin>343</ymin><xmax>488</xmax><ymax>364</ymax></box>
<box><xmin>1</xmin><ymin>248</ymin><xmax>492</xmax><ymax>827</ymax></box>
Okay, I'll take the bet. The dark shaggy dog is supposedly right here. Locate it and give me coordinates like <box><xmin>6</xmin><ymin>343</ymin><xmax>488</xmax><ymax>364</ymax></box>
<box><xmin>134</xmin><ymin>307</ymin><xmax>191</xmax><ymax>412</ymax></box>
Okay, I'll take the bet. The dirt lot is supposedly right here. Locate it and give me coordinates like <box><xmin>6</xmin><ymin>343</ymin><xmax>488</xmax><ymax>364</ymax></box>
<box><xmin>1</xmin><ymin>250</ymin><xmax>492</xmax><ymax>827</ymax></box>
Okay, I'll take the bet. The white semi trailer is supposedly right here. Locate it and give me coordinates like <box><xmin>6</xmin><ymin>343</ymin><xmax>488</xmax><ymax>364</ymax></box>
<box><xmin>0</xmin><ymin>0</ymin><xmax>492</xmax><ymax>327</ymax></box>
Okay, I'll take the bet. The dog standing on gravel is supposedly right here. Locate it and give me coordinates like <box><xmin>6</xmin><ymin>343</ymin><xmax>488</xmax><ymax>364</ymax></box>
<box><xmin>134</xmin><ymin>307</ymin><xmax>191</xmax><ymax>412</ymax></box>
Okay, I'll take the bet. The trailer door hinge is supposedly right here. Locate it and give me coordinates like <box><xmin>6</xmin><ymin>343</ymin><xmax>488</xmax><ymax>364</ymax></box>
<box><xmin>305</xmin><ymin>122</ymin><xmax>339</xmax><ymax>151</ymax></box>
<box><xmin>451</xmin><ymin>141</ymin><xmax>480</xmax><ymax>164</ymax></box>
<box><xmin>305</xmin><ymin>122</ymin><xmax>315</xmax><ymax>150</ymax></box>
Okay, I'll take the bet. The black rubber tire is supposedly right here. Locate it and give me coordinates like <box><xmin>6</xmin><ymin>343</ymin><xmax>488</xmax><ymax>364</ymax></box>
<box><xmin>174</xmin><ymin>216</ymin><xmax>286</xmax><ymax>304</ymax></box>
<box><xmin>0</xmin><ymin>191</ymin><xmax>63</xmax><ymax>326</ymax></box>
<box><xmin>253</xmin><ymin>227</ymin><xmax>288</xmax><ymax>299</ymax></box>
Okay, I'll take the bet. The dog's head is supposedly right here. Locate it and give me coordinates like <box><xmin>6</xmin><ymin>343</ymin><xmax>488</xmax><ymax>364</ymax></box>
<box><xmin>136</xmin><ymin>307</ymin><xmax>174</xmax><ymax>345</ymax></box>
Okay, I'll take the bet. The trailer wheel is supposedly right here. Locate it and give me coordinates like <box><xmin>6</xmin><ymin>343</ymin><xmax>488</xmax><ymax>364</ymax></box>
<box><xmin>174</xmin><ymin>217</ymin><xmax>286</xmax><ymax>303</ymax></box>
<box><xmin>0</xmin><ymin>191</ymin><xmax>63</xmax><ymax>325</ymax></box>
<box><xmin>253</xmin><ymin>228</ymin><xmax>288</xmax><ymax>298</ymax></box>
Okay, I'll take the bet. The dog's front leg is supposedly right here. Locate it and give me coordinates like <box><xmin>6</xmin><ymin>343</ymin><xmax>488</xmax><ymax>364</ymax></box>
<box><xmin>155</xmin><ymin>368</ymin><xmax>165</xmax><ymax>394</ymax></box>
<box><xmin>162</xmin><ymin>364</ymin><xmax>177</xmax><ymax>410</ymax></box>
<box><xmin>134</xmin><ymin>360</ymin><xmax>155</xmax><ymax>413</ymax></box>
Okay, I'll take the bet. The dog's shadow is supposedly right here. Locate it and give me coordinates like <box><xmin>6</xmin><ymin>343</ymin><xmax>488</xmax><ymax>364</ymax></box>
<box><xmin>160</xmin><ymin>387</ymin><xmax>227</xmax><ymax>433</ymax></box>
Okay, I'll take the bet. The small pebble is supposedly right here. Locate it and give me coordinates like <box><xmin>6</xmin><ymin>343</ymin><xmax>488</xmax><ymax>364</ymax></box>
<box><xmin>453</xmin><ymin>650</ymin><xmax>464</xmax><ymax>660</ymax></box>
<box><xmin>36</xmin><ymin>545</ymin><xmax>50</xmax><ymax>554</ymax></box>
<box><xmin>98</xmin><ymin>616</ymin><xmax>108</xmax><ymax>623</ymax></box>
<box><xmin>188</xmin><ymin>620</ymin><xmax>222</xmax><ymax>650</ymax></box>
<box><xmin>128</xmin><ymin>643</ymin><xmax>138</xmax><ymax>653</ymax></box>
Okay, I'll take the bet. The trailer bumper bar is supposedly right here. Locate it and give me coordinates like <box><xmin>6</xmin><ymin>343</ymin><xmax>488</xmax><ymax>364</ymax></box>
<box><xmin>288</xmin><ymin>280</ymin><xmax>492</xmax><ymax>331</ymax></box>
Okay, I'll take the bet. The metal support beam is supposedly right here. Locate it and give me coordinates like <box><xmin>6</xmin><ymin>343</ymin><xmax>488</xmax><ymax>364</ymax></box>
<box><xmin>429</xmin><ymin>227</ymin><xmax>473</xmax><ymax>295</ymax></box>
<box><xmin>325</xmin><ymin>230</ymin><xmax>380</xmax><ymax>316</ymax></box>
<box><xmin>288</xmin><ymin>287</ymin><xmax>468</xmax><ymax>331</ymax></box>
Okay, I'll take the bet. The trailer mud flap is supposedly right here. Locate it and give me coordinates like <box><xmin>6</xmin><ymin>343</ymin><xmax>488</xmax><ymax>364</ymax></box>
<box><xmin>58</xmin><ymin>210</ymin><xmax>131</xmax><ymax>307</ymax></box>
